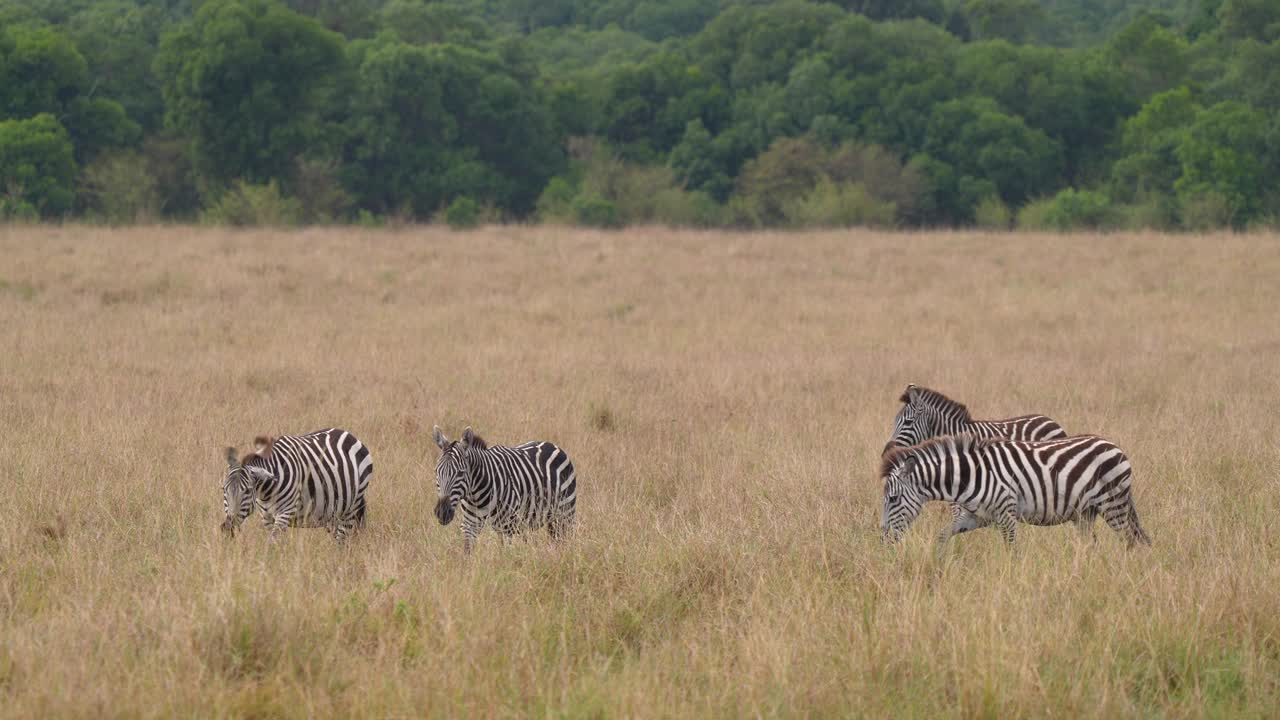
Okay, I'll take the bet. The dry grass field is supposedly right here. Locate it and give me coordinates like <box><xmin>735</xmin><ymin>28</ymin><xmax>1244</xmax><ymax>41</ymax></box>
<box><xmin>2</xmin><ymin>225</ymin><xmax>1279</xmax><ymax>718</ymax></box>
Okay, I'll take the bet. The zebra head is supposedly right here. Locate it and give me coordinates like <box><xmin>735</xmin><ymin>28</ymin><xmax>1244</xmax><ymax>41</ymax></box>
<box><xmin>221</xmin><ymin>446</ymin><xmax>271</xmax><ymax>537</ymax></box>
<box><xmin>879</xmin><ymin>452</ymin><xmax>923</xmax><ymax>543</ymax></box>
<box><xmin>432</xmin><ymin>425</ymin><xmax>477</xmax><ymax>526</ymax></box>
<box><xmin>884</xmin><ymin>384</ymin><xmax>937</xmax><ymax>455</ymax></box>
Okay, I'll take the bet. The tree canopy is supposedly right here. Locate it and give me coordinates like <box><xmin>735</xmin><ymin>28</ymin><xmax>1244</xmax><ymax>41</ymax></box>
<box><xmin>1</xmin><ymin>0</ymin><xmax>1278</xmax><ymax>229</ymax></box>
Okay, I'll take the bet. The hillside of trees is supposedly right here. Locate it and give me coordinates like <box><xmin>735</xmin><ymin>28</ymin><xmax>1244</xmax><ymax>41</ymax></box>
<box><xmin>1</xmin><ymin>0</ymin><xmax>1278</xmax><ymax>229</ymax></box>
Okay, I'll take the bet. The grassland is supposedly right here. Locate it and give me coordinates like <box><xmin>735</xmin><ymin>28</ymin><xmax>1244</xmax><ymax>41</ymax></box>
<box><xmin>1</xmin><ymin>225</ymin><xmax>1278</xmax><ymax>718</ymax></box>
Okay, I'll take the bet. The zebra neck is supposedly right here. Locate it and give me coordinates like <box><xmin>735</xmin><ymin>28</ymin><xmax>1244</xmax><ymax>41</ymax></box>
<box><xmin>915</xmin><ymin>452</ymin><xmax>966</xmax><ymax>502</ymax></box>
<box><xmin>465</xmin><ymin>451</ymin><xmax>500</xmax><ymax>512</ymax></box>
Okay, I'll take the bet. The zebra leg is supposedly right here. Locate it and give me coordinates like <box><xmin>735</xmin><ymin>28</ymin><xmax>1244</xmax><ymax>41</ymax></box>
<box><xmin>548</xmin><ymin>504</ymin><xmax>576</xmax><ymax>542</ymax></box>
<box><xmin>334</xmin><ymin>519</ymin><xmax>356</xmax><ymax>544</ymax></box>
<box><xmin>268</xmin><ymin>513</ymin><xmax>293</xmax><ymax>542</ymax></box>
<box><xmin>1074</xmin><ymin>508</ymin><xmax>1099</xmax><ymax>542</ymax></box>
<box><xmin>462</xmin><ymin>516</ymin><xmax>482</xmax><ymax>555</ymax></box>
<box><xmin>995</xmin><ymin>509</ymin><xmax>1018</xmax><ymax>545</ymax></box>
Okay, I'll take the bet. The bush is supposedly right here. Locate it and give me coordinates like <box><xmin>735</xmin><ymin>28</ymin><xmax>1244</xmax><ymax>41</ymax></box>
<box><xmin>1180</xmin><ymin>191</ymin><xmax>1234</xmax><ymax>231</ymax></box>
<box><xmin>571</xmin><ymin>194</ymin><xmax>621</xmax><ymax>228</ymax></box>
<box><xmin>292</xmin><ymin>157</ymin><xmax>352</xmax><ymax>223</ymax></box>
<box><xmin>443</xmin><ymin>196</ymin><xmax>481</xmax><ymax>229</ymax></box>
<box><xmin>536</xmin><ymin>176</ymin><xmax>577</xmax><ymax>223</ymax></box>
<box><xmin>781</xmin><ymin>177</ymin><xmax>897</xmax><ymax>228</ymax></box>
<box><xmin>0</xmin><ymin>114</ymin><xmax>77</xmax><ymax>217</ymax></box>
<box><xmin>734</xmin><ymin>137</ymin><xmax>924</xmax><ymax>227</ymax></box>
<box><xmin>1019</xmin><ymin>189</ymin><xmax>1117</xmax><ymax>231</ymax></box>
<box><xmin>1015</xmin><ymin>197</ymin><xmax>1056</xmax><ymax>230</ymax></box>
<box><xmin>81</xmin><ymin>150</ymin><xmax>160</xmax><ymax>224</ymax></box>
<box><xmin>0</xmin><ymin>197</ymin><xmax>39</xmax><ymax>222</ymax></box>
<box><xmin>202</xmin><ymin>180</ymin><xmax>302</xmax><ymax>227</ymax></box>
<box><xmin>1115</xmin><ymin>197</ymin><xmax>1178</xmax><ymax>231</ymax></box>
<box><xmin>973</xmin><ymin>195</ymin><xmax>1012</xmax><ymax>230</ymax></box>
<box><xmin>650</xmin><ymin>188</ymin><xmax>725</xmax><ymax>228</ymax></box>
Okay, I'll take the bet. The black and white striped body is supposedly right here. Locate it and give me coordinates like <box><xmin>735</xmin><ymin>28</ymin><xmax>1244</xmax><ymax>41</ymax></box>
<box><xmin>432</xmin><ymin>426</ymin><xmax>577</xmax><ymax>553</ymax></box>
<box><xmin>885</xmin><ymin>384</ymin><xmax>1067</xmax><ymax>540</ymax></box>
<box><xmin>880</xmin><ymin>434</ymin><xmax>1150</xmax><ymax>548</ymax></box>
<box><xmin>221</xmin><ymin>428</ymin><xmax>373</xmax><ymax>542</ymax></box>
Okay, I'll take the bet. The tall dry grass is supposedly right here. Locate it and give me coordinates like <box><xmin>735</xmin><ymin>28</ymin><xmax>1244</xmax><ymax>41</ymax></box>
<box><xmin>1</xmin><ymin>225</ymin><xmax>1278</xmax><ymax>718</ymax></box>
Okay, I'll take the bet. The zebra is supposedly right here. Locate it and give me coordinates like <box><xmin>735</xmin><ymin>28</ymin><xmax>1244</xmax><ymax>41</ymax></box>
<box><xmin>431</xmin><ymin>425</ymin><xmax>577</xmax><ymax>554</ymax></box>
<box><xmin>880</xmin><ymin>434</ymin><xmax>1151</xmax><ymax>548</ymax></box>
<box><xmin>884</xmin><ymin>384</ymin><xmax>1068</xmax><ymax>541</ymax></box>
<box><xmin>221</xmin><ymin>428</ymin><xmax>373</xmax><ymax>542</ymax></box>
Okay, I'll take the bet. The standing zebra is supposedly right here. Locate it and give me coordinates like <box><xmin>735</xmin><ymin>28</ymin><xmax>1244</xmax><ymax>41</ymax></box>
<box><xmin>221</xmin><ymin>428</ymin><xmax>373</xmax><ymax>542</ymax></box>
<box><xmin>880</xmin><ymin>434</ymin><xmax>1151</xmax><ymax>548</ymax></box>
<box><xmin>884</xmin><ymin>384</ymin><xmax>1068</xmax><ymax>541</ymax></box>
<box><xmin>431</xmin><ymin>425</ymin><xmax>577</xmax><ymax>553</ymax></box>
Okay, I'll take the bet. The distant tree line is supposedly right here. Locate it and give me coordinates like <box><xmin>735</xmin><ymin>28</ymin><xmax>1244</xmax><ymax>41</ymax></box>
<box><xmin>1</xmin><ymin>0</ymin><xmax>1278</xmax><ymax>230</ymax></box>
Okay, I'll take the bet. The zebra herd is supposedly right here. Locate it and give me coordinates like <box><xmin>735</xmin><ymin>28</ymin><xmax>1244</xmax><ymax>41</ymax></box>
<box><xmin>219</xmin><ymin>384</ymin><xmax>1148</xmax><ymax>552</ymax></box>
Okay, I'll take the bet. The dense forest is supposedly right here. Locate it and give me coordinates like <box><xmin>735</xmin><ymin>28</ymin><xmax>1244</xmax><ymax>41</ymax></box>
<box><xmin>1</xmin><ymin>0</ymin><xmax>1277</xmax><ymax>229</ymax></box>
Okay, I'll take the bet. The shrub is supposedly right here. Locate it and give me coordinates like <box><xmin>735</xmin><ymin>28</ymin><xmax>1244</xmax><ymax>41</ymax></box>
<box><xmin>734</xmin><ymin>136</ymin><xmax>924</xmax><ymax>227</ymax></box>
<box><xmin>443</xmin><ymin>196</ymin><xmax>480</xmax><ymax>229</ymax></box>
<box><xmin>973</xmin><ymin>195</ymin><xmax>1012</xmax><ymax>230</ymax></box>
<box><xmin>781</xmin><ymin>177</ymin><xmax>896</xmax><ymax>228</ymax></box>
<box><xmin>0</xmin><ymin>114</ymin><xmax>77</xmax><ymax>217</ymax></box>
<box><xmin>1015</xmin><ymin>197</ymin><xmax>1056</xmax><ymax>230</ymax></box>
<box><xmin>1019</xmin><ymin>189</ymin><xmax>1117</xmax><ymax>231</ymax></box>
<box><xmin>536</xmin><ymin>176</ymin><xmax>578</xmax><ymax>223</ymax></box>
<box><xmin>1180</xmin><ymin>191</ymin><xmax>1234</xmax><ymax>231</ymax></box>
<box><xmin>202</xmin><ymin>180</ymin><xmax>302</xmax><ymax>227</ymax></box>
<box><xmin>292</xmin><ymin>157</ymin><xmax>352</xmax><ymax>223</ymax></box>
<box><xmin>80</xmin><ymin>150</ymin><xmax>160</xmax><ymax>224</ymax></box>
<box><xmin>571</xmin><ymin>194</ymin><xmax>621</xmax><ymax>228</ymax></box>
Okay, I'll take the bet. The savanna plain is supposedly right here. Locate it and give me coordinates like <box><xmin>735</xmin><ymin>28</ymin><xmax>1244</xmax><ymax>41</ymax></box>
<box><xmin>1</xmin><ymin>226</ymin><xmax>1278</xmax><ymax>719</ymax></box>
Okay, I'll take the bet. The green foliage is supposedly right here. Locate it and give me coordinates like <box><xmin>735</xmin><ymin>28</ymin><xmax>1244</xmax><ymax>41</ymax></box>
<box><xmin>342</xmin><ymin>37</ymin><xmax>564</xmax><ymax>218</ymax></box>
<box><xmin>734</xmin><ymin>136</ymin><xmax>924</xmax><ymax>227</ymax></box>
<box><xmin>444</xmin><ymin>196</ymin><xmax>481</xmax><ymax>229</ymax></box>
<box><xmin>571</xmin><ymin>194</ymin><xmax>621</xmax><ymax>228</ymax></box>
<box><xmin>781</xmin><ymin>177</ymin><xmax>897</xmax><ymax>228</ymax></box>
<box><xmin>1174</xmin><ymin>101</ymin><xmax>1272</xmax><ymax>226</ymax></box>
<box><xmin>973</xmin><ymin>195</ymin><xmax>1012</xmax><ymax>229</ymax></box>
<box><xmin>1040</xmin><ymin>188</ymin><xmax>1118</xmax><ymax>229</ymax></box>
<box><xmin>81</xmin><ymin>149</ymin><xmax>160</xmax><ymax>223</ymax></box>
<box><xmin>202</xmin><ymin>179</ymin><xmax>302</xmax><ymax>226</ymax></box>
<box><xmin>0</xmin><ymin>0</ymin><xmax>1276</xmax><ymax>229</ymax></box>
<box><xmin>0</xmin><ymin>114</ymin><xmax>77</xmax><ymax>217</ymax></box>
<box><xmin>155</xmin><ymin>0</ymin><xmax>345</xmax><ymax>186</ymax></box>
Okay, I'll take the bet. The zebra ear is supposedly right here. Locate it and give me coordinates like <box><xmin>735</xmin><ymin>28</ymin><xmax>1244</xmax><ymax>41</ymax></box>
<box><xmin>254</xmin><ymin>436</ymin><xmax>274</xmax><ymax>455</ymax></box>
<box><xmin>433</xmin><ymin>425</ymin><xmax>449</xmax><ymax>450</ymax></box>
<box><xmin>225</xmin><ymin>447</ymin><xmax>239</xmax><ymax>468</ymax></box>
<box><xmin>461</xmin><ymin>426</ymin><xmax>475</xmax><ymax>447</ymax></box>
<box><xmin>900</xmin><ymin>454</ymin><xmax>919</xmax><ymax>476</ymax></box>
<box><xmin>900</xmin><ymin>384</ymin><xmax>917</xmax><ymax>403</ymax></box>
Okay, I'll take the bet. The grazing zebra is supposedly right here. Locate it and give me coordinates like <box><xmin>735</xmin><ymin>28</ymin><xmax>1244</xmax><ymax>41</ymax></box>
<box><xmin>431</xmin><ymin>425</ymin><xmax>577</xmax><ymax>554</ymax></box>
<box><xmin>880</xmin><ymin>434</ymin><xmax>1151</xmax><ymax>548</ymax></box>
<box><xmin>884</xmin><ymin>384</ymin><xmax>1068</xmax><ymax>540</ymax></box>
<box><xmin>221</xmin><ymin>428</ymin><xmax>373</xmax><ymax>542</ymax></box>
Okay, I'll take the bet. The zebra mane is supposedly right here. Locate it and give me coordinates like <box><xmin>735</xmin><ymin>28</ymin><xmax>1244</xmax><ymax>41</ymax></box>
<box><xmin>466</xmin><ymin>433</ymin><xmax>488</xmax><ymax>451</ymax></box>
<box><xmin>902</xmin><ymin>385</ymin><xmax>972</xmax><ymax>422</ymax></box>
<box><xmin>880</xmin><ymin>433</ymin><xmax>991</xmax><ymax>475</ymax></box>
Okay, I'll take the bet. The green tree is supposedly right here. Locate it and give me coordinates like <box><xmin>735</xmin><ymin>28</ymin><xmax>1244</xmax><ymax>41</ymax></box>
<box><xmin>923</xmin><ymin>96</ymin><xmax>1062</xmax><ymax>213</ymax></box>
<box><xmin>66</xmin><ymin>1</ymin><xmax>167</xmax><ymax>131</ymax></box>
<box><xmin>0</xmin><ymin>24</ymin><xmax>139</xmax><ymax>161</ymax></box>
<box><xmin>0</xmin><ymin>114</ymin><xmax>77</xmax><ymax>216</ymax></box>
<box><xmin>962</xmin><ymin>0</ymin><xmax>1045</xmax><ymax>43</ymax></box>
<box><xmin>343</xmin><ymin>38</ymin><xmax>564</xmax><ymax>216</ymax></box>
<box><xmin>1175</xmin><ymin>101</ymin><xmax>1273</xmax><ymax>225</ymax></box>
<box><xmin>155</xmin><ymin>0</ymin><xmax>345</xmax><ymax>187</ymax></box>
<box><xmin>1217</xmin><ymin>0</ymin><xmax>1280</xmax><ymax>42</ymax></box>
<box><xmin>1111</xmin><ymin>86</ymin><xmax>1200</xmax><ymax>200</ymax></box>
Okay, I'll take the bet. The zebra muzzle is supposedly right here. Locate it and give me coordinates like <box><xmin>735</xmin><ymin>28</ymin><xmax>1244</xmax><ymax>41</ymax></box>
<box><xmin>435</xmin><ymin>499</ymin><xmax>455</xmax><ymax>526</ymax></box>
<box><xmin>220</xmin><ymin>518</ymin><xmax>236</xmax><ymax>538</ymax></box>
